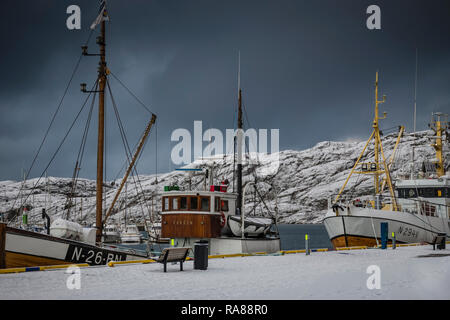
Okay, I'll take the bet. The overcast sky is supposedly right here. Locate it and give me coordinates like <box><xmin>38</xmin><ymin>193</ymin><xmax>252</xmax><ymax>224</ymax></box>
<box><xmin>1</xmin><ymin>0</ymin><xmax>449</xmax><ymax>181</ymax></box>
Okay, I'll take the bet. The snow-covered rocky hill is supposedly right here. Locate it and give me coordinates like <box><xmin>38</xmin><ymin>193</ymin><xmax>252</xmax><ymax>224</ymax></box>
<box><xmin>0</xmin><ymin>130</ymin><xmax>448</xmax><ymax>226</ymax></box>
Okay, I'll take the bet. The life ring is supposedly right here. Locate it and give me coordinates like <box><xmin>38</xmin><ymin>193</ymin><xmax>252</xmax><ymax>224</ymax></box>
<box><xmin>219</xmin><ymin>212</ymin><xmax>226</xmax><ymax>228</ymax></box>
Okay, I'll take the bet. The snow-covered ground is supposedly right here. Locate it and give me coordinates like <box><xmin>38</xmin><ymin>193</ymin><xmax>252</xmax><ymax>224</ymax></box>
<box><xmin>0</xmin><ymin>245</ymin><xmax>448</xmax><ymax>300</ymax></box>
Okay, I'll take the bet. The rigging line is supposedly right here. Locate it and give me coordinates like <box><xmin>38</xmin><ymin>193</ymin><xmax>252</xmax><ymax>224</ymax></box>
<box><xmin>111</xmin><ymin>121</ymin><xmax>151</xmax><ymax>182</ymax></box>
<box><xmin>127</xmin><ymin>139</ymin><xmax>155</xmax><ymax>224</ymax></box>
<box><xmin>107</xmin><ymin>79</ymin><xmax>139</xmax><ymax>163</ymax></box>
<box><xmin>20</xmin><ymin>29</ymin><xmax>94</xmax><ymax>186</ymax></box>
<box><xmin>242</xmin><ymin>102</ymin><xmax>262</xmax><ymax>167</ymax></box>
<box><xmin>10</xmin><ymin>80</ymin><xmax>99</xmax><ymax>215</ymax></box>
<box><xmin>155</xmin><ymin>121</ymin><xmax>158</xmax><ymax>184</ymax></box>
<box><xmin>106</xmin><ymin>80</ymin><xmax>154</xmax><ymax>224</ymax></box>
<box><xmin>112</xmin><ymin>138</ymin><xmax>140</xmax><ymax>180</ymax></box>
<box><xmin>109</xmin><ymin>71</ymin><xmax>155</xmax><ymax>115</ymax></box>
<box><xmin>64</xmin><ymin>85</ymin><xmax>98</xmax><ymax>219</ymax></box>
<box><xmin>13</xmin><ymin>29</ymin><xmax>95</xmax><ymax>214</ymax></box>
<box><xmin>243</xmin><ymin>132</ymin><xmax>274</xmax><ymax>218</ymax></box>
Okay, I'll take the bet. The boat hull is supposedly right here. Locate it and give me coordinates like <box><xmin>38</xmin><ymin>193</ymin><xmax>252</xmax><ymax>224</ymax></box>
<box><xmin>171</xmin><ymin>236</ymin><xmax>281</xmax><ymax>256</ymax></box>
<box><xmin>120</xmin><ymin>235</ymin><xmax>142</xmax><ymax>243</ymax></box>
<box><xmin>323</xmin><ymin>207</ymin><xmax>450</xmax><ymax>249</ymax></box>
<box><xmin>228</xmin><ymin>216</ymin><xmax>273</xmax><ymax>237</ymax></box>
<box><xmin>0</xmin><ymin>223</ymin><xmax>146</xmax><ymax>269</ymax></box>
<box><xmin>103</xmin><ymin>234</ymin><xmax>121</xmax><ymax>243</ymax></box>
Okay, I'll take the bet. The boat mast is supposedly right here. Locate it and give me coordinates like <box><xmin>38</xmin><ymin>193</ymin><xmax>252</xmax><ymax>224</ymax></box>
<box><xmin>335</xmin><ymin>72</ymin><xmax>398</xmax><ymax>211</ymax></box>
<box><xmin>236</xmin><ymin>52</ymin><xmax>243</xmax><ymax>216</ymax></box>
<box><xmin>96</xmin><ymin>20</ymin><xmax>107</xmax><ymax>244</ymax></box>
<box><xmin>373</xmin><ymin>71</ymin><xmax>385</xmax><ymax>194</ymax></box>
<box><xmin>411</xmin><ymin>48</ymin><xmax>418</xmax><ymax>179</ymax></box>
<box><xmin>430</xmin><ymin>113</ymin><xmax>448</xmax><ymax>177</ymax></box>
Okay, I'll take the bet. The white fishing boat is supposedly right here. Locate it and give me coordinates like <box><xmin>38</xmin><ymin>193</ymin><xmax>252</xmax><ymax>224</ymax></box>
<box><xmin>103</xmin><ymin>224</ymin><xmax>121</xmax><ymax>243</ymax></box>
<box><xmin>324</xmin><ymin>73</ymin><xmax>449</xmax><ymax>248</ymax></box>
<box><xmin>148</xmin><ymin>222</ymin><xmax>161</xmax><ymax>239</ymax></box>
<box><xmin>147</xmin><ymin>222</ymin><xmax>169</xmax><ymax>243</ymax></box>
<box><xmin>120</xmin><ymin>224</ymin><xmax>142</xmax><ymax>243</ymax></box>
<box><xmin>228</xmin><ymin>216</ymin><xmax>273</xmax><ymax>237</ymax></box>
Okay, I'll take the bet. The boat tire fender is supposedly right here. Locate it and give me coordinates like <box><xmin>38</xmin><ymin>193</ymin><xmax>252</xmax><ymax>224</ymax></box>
<box><xmin>220</xmin><ymin>212</ymin><xmax>226</xmax><ymax>228</ymax></box>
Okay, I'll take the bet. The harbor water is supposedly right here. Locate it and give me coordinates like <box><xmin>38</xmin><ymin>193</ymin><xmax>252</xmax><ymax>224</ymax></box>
<box><xmin>277</xmin><ymin>224</ymin><xmax>333</xmax><ymax>250</ymax></box>
<box><xmin>116</xmin><ymin>224</ymin><xmax>333</xmax><ymax>254</ymax></box>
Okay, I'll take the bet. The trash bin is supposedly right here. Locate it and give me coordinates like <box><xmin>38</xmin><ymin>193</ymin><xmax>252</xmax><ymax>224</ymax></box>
<box><xmin>194</xmin><ymin>240</ymin><xmax>209</xmax><ymax>270</ymax></box>
<box><xmin>437</xmin><ymin>233</ymin><xmax>446</xmax><ymax>250</ymax></box>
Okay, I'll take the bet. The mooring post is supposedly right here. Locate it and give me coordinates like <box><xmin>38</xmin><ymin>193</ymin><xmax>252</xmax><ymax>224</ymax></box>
<box><xmin>0</xmin><ymin>223</ymin><xmax>6</xmax><ymax>269</ymax></box>
<box><xmin>392</xmin><ymin>232</ymin><xmax>396</xmax><ymax>250</ymax></box>
<box><xmin>305</xmin><ymin>234</ymin><xmax>310</xmax><ymax>255</ymax></box>
<box><xmin>380</xmin><ymin>222</ymin><xmax>388</xmax><ymax>249</ymax></box>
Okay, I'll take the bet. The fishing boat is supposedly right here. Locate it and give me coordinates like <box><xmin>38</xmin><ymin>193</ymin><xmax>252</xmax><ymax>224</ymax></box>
<box><xmin>0</xmin><ymin>1</ymin><xmax>156</xmax><ymax>268</ymax></box>
<box><xmin>160</xmin><ymin>64</ymin><xmax>281</xmax><ymax>255</ymax></box>
<box><xmin>323</xmin><ymin>72</ymin><xmax>449</xmax><ymax>248</ymax></box>
<box><xmin>148</xmin><ymin>222</ymin><xmax>170</xmax><ymax>243</ymax></box>
<box><xmin>120</xmin><ymin>224</ymin><xmax>142</xmax><ymax>244</ymax></box>
<box><xmin>228</xmin><ymin>216</ymin><xmax>273</xmax><ymax>237</ymax></box>
<box><xmin>103</xmin><ymin>224</ymin><xmax>121</xmax><ymax>243</ymax></box>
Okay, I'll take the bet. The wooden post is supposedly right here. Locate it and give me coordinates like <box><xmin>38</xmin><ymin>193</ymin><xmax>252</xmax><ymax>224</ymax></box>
<box><xmin>0</xmin><ymin>223</ymin><xmax>6</xmax><ymax>269</ymax></box>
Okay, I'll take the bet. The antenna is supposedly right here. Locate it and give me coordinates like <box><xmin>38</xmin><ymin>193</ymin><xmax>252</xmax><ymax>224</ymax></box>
<box><xmin>414</xmin><ymin>48</ymin><xmax>418</xmax><ymax>134</ymax></box>
<box><xmin>411</xmin><ymin>48</ymin><xmax>418</xmax><ymax>179</ymax></box>
<box><xmin>238</xmin><ymin>50</ymin><xmax>241</xmax><ymax>94</ymax></box>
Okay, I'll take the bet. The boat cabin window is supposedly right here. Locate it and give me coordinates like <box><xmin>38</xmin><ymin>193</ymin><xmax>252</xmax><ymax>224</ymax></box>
<box><xmin>221</xmin><ymin>200</ymin><xmax>229</xmax><ymax>212</ymax></box>
<box><xmin>398</xmin><ymin>187</ymin><xmax>449</xmax><ymax>199</ymax></box>
<box><xmin>214</xmin><ymin>197</ymin><xmax>229</xmax><ymax>212</ymax></box>
<box><xmin>200</xmin><ymin>197</ymin><xmax>210</xmax><ymax>211</ymax></box>
<box><xmin>172</xmin><ymin>197</ymin><xmax>179</xmax><ymax>210</ymax></box>
<box><xmin>421</xmin><ymin>203</ymin><xmax>436</xmax><ymax>217</ymax></box>
<box><xmin>162</xmin><ymin>197</ymin><xmax>169</xmax><ymax>211</ymax></box>
<box><xmin>420</xmin><ymin>188</ymin><xmax>437</xmax><ymax>198</ymax></box>
<box><xmin>163</xmin><ymin>196</ymin><xmax>211</xmax><ymax>211</ymax></box>
<box><xmin>190</xmin><ymin>196</ymin><xmax>198</xmax><ymax>210</ymax></box>
<box><xmin>180</xmin><ymin>197</ymin><xmax>187</xmax><ymax>210</ymax></box>
<box><xmin>214</xmin><ymin>197</ymin><xmax>220</xmax><ymax>212</ymax></box>
<box><xmin>397</xmin><ymin>188</ymin><xmax>417</xmax><ymax>198</ymax></box>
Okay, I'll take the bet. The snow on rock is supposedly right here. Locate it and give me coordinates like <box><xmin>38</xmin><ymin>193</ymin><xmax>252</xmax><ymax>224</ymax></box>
<box><xmin>0</xmin><ymin>130</ymin><xmax>447</xmax><ymax>225</ymax></box>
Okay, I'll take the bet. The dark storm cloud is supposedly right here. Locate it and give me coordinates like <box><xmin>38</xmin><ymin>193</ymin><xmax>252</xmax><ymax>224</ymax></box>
<box><xmin>1</xmin><ymin>0</ymin><xmax>450</xmax><ymax>180</ymax></box>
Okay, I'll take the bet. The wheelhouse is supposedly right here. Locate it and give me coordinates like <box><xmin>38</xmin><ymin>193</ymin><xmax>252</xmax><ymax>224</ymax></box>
<box><xmin>160</xmin><ymin>187</ymin><xmax>237</xmax><ymax>239</ymax></box>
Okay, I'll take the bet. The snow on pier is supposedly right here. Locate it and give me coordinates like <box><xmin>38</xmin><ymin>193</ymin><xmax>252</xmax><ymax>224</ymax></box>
<box><xmin>0</xmin><ymin>245</ymin><xmax>449</xmax><ymax>300</ymax></box>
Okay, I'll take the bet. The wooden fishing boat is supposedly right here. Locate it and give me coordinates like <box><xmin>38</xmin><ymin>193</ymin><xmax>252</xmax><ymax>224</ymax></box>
<box><xmin>0</xmin><ymin>1</ymin><xmax>156</xmax><ymax>268</ymax></box>
<box><xmin>160</xmin><ymin>58</ymin><xmax>280</xmax><ymax>255</ymax></box>
<box><xmin>0</xmin><ymin>223</ymin><xmax>144</xmax><ymax>268</ymax></box>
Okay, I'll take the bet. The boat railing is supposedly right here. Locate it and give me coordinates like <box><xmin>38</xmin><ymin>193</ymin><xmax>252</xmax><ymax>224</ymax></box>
<box><xmin>329</xmin><ymin>194</ymin><xmax>450</xmax><ymax>218</ymax></box>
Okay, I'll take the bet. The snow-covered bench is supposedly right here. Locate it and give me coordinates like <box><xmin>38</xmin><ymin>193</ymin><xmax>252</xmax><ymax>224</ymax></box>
<box><xmin>431</xmin><ymin>234</ymin><xmax>446</xmax><ymax>250</ymax></box>
<box><xmin>156</xmin><ymin>247</ymin><xmax>190</xmax><ymax>272</ymax></box>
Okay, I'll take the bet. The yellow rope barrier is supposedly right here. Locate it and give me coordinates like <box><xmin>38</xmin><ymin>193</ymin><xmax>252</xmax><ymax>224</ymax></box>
<box><xmin>0</xmin><ymin>263</ymin><xmax>89</xmax><ymax>274</ymax></box>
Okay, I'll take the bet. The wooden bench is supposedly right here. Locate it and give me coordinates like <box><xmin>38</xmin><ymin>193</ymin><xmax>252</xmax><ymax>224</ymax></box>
<box><xmin>156</xmin><ymin>247</ymin><xmax>190</xmax><ymax>272</ymax></box>
<box><xmin>431</xmin><ymin>234</ymin><xmax>447</xmax><ymax>250</ymax></box>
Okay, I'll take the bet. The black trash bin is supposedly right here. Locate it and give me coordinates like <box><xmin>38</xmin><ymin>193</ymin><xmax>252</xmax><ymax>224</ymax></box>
<box><xmin>437</xmin><ymin>233</ymin><xmax>446</xmax><ymax>250</ymax></box>
<box><xmin>194</xmin><ymin>240</ymin><xmax>209</xmax><ymax>270</ymax></box>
